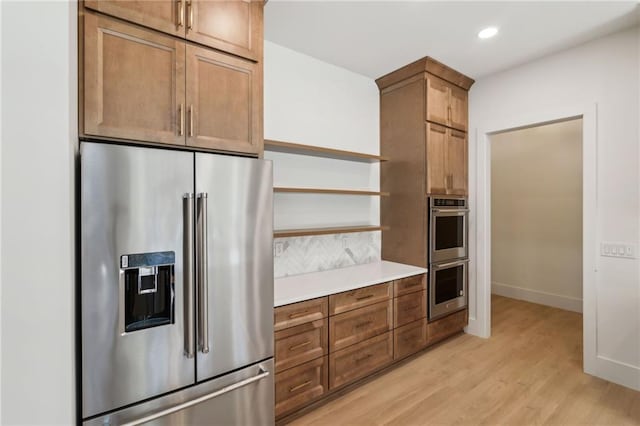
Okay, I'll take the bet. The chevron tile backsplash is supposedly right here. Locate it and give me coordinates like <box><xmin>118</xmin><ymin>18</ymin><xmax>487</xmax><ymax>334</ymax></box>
<box><xmin>274</xmin><ymin>231</ymin><xmax>381</xmax><ymax>278</ymax></box>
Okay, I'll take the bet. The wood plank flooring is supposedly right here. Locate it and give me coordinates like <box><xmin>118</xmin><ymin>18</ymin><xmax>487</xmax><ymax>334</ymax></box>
<box><xmin>290</xmin><ymin>295</ymin><xmax>640</xmax><ymax>425</ymax></box>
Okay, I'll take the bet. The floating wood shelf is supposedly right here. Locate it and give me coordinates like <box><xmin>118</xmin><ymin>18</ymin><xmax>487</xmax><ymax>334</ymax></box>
<box><xmin>265</xmin><ymin>139</ymin><xmax>388</xmax><ymax>163</ymax></box>
<box><xmin>274</xmin><ymin>187</ymin><xmax>389</xmax><ymax>196</ymax></box>
<box><xmin>274</xmin><ymin>225</ymin><xmax>388</xmax><ymax>238</ymax></box>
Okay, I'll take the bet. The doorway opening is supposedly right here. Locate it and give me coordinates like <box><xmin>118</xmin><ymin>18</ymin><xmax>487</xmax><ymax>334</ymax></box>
<box><xmin>489</xmin><ymin>118</ymin><xmax>584</xmax><ymax>365</ymax></box>
<box><xmin>491</xmin><ymin>119</ymin><xmax>583</xmax><ymax>310</ymax></box>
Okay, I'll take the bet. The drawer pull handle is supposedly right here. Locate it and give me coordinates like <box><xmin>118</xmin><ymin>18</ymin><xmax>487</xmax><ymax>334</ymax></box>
<box><xmin>289</xmin><ymin>380</ymin><xmax>312</xmax><ymax>393</ymax></box>
<box><xmin>355</xmin><ymin>353</ymin><xmax>372</xmax><ymax>363</ymax></box>
<box><xmin>355</xmin><ymin>294</ymin><xmax>374</xmax><ymax>301</ymax></box>
<box><xmin>355</xmin><ymin>320</ymin><xmax>372</xmax><ymax>328</ymax></box>
<box><xmin>404</xmin><ymin>281</ymin><xmax>421</xmax><ymax>287</ymax></box>
<box><xmin>288</xmin><ymin>340</ymin><xmax>311</xmax><ymax>351</ymax></box>
<box><xmin>288</xmin><ymin>310</ymin><xmax>309</xmax><ymax>319</ymax></box>
<box><xmin>404</xmin><ymin>304</ymin><xmax>420</xmax><ymax>311</ymax></box>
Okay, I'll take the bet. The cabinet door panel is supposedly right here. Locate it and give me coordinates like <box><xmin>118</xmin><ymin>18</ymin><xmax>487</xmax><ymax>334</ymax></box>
<box><xmin>329</xmin><ymin>332</ymin><xmax>393</xmax><ymax>389</ymax></box>
<box><xmin>83</xmin><ymin>12</ymin><xmax>185</xmax><ymax>145</ymax></box>
<box><xmin>394</xmin><ymin>319</ymin><xmax>427</xmax><ymax>360</ymax></box>
<box><xmin>275</xmin><ymin>356</ymin><xmax>328</xmax><ymax>418</ymax></box>
<box><xmin>425</xmin><ymin>74</ymin><xmax>449</xmax><ymax>126</ymax></box>
<box><xmin>449</xmin><ymin>84</ymin><xmax>468</xmax><ymax>131</ymax></box>
<box><xmin>187</xmin><ymin>0</ymin><xmax>263</xmax><ymax>61</ymax></box>
<box><xmin>426</xmin><ymin>123</ymin><xmax>447</xmax><ymax>195</ymax></box>
<box><xmin>447</xmin><ymin>129</ymin><xmax>468</xmax><ymax>195</ymax></box>
<box><xmin>186</xmin><ymin>45</ymin><xmax>262</xmax><ymax>154</ymax></box>
<box><xmin>84</xmin><ymin>0</ymin><xmax>185</xmax><ymax>37</ymax></box>
<box><xmin>329</xmin><ymin>301</ymin><xmax>392</xmax><ymax>352</ymax></box>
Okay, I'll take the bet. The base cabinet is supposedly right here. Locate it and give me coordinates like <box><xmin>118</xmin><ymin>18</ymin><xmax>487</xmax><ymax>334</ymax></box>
<box><xmin>274</xmin><ymin>274</ymin><xmax>467</xmax><ymax>422</ymax></box>
<box><xmin>329</xmin><ymin>332</ymin><xmax>393</xmax><ymax>389</ymax></box>
<box><xmin>275</xmin><ymin>357</ymin><xmax>328</xmax><ymax>418</ymax></box>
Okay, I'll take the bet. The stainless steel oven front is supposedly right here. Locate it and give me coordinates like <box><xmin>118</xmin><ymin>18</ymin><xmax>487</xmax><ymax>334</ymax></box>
<box><xmin>429</xmin><ymin>259</ymin><xmax>468</xmax><ymax>320</ymax></box>
<box><xmin>429</xmin><ymin>196</ymin><xmax>469</xmax><ymax>263</ymax></box>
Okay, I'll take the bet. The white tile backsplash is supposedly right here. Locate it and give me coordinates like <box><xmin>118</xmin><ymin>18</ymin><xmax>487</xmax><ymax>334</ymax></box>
<box><xmin>274</xmin><ymin>231</ymin><xmax>381</xmax><ymax>278</ymax></box>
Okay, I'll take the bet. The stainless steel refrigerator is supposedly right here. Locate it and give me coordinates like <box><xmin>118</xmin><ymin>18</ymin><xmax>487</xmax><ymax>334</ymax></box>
<box><xmin>80</xmin><ymin>142</ymin><xmax>274</xmax><ymax>425</ymax></box>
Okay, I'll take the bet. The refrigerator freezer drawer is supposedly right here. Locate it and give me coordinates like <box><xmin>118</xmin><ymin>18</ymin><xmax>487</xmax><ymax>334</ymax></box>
<box><xmin>84</xmin><ymin>359</ymin><xmax>275</xmax><ymax>426</ymax></box>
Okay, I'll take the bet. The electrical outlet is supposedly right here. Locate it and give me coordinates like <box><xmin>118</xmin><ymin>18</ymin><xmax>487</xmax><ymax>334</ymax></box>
<box><xmin>600</xmin><ymin>242</ymin><xmax>636</xmax><ymax>259</ymax></box>
<box><xmin>342</xmin><ymin>236</ymin><xmax>350</xmax><ymax>249</ymax></box>
<box><xmin>274</xmin><ymin>242</ymin><xmax>284</xmax><ymax>257</ymax></box>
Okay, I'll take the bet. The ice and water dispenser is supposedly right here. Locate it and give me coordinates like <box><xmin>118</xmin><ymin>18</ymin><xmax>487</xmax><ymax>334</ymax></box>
<box><xmin>120</xmin><ymin>251</ymin><xmax>175</xmax><ymax>333</ymax></box>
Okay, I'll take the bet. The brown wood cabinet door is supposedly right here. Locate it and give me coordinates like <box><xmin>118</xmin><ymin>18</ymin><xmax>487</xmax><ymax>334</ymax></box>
<box><xmin>329</xmin><ymin>332</ymin><xmax>393</xmax><ymax>389</ymax></box>
<box><xmin>186</xmin><ymin>0</ymin><xmax>263</xmax><ymax>61</ymax></box>
<box><xmin>275</xmin><ymin>356</ymin><xmax>328</xmax><ymax>418</ymax></box>
<box><xmin>185</xmin><ymin>44</ymin><xmax>262</xmax><ymax>154</ymax></box>
<box><xmin>82</xmin><ymin>12</ymin><xmax>185</xmax><ymax>145</ymax></box>
<box><xmin>425</xmin><ymin>74</ymin><xmax>449</xmax><ymax>126</ymax></box>
<box><xmin>275</xmin><ymin>319</ymin><xmax>328</xmax><ymax>373</ymax></box>
<box><xmin>447</xmin><ymin>129</ymin><xmax>468</xmax><ymax>195</ymax></box>
<box><xmin>84</xmin><ymin>0</ymin><xmax>186</xmax><ymax>37</ymax></box>
<box><xmin>426</xmin><ymin>123</ymin><xmax>447</xmax><ymax>195</ymax></box>
<box><xmin>449</xmin><ymin>84</ymin><xmax>468</xmax><ymax>131</ymax></box>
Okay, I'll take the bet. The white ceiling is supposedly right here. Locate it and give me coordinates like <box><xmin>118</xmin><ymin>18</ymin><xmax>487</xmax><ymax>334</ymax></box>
<box><xmin>265</xmin><ymin>1</ymin><xmax>640</xmax><ymax>81</ymax></box>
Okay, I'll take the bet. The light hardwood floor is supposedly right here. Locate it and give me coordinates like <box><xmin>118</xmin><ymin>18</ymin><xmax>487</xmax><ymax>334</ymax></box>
<box><xmin>290</xmin><ymin>295</ymin><xmax>640</xmax><ymax>425</ymax></box>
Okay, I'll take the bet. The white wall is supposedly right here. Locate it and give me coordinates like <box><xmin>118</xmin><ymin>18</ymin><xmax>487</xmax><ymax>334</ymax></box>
<box><xmin>1</xmin><ymin>1</ymin><xmax>77</xmax><ymax>424</ymax></box>
<box><xmin>264</xmin><ymin>41</ymin><xmax>381</xmax><ymax>275</ymax></box>
<box><xmin>469</xmin><ymin>26</ymin><xmax>640</xmax><ymax>390</ymax></box>
<box><xmin>491</xmin><ymin>120</ymin><xmax>583</xmax><ymax>313</ymax></box>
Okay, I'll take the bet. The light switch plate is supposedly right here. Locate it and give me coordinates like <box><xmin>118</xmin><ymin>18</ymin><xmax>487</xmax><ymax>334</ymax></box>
<box><xmin>274</xmin><ymin>242</ymin><xmax>285</xmax><ymax>257</ymax></box>
<box><xmin>600</xmin><ymin>242</ymin><xmax>637</xmax><ymax>259</ymax></box>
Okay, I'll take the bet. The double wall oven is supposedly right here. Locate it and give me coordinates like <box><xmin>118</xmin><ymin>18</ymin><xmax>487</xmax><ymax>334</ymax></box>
<box><xmin>428</xmin><ymin>196</ymin><xmax>469</xmax><ymax>320</ymax></box>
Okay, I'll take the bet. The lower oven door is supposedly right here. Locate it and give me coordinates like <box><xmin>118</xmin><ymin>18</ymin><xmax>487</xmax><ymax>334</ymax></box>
<box><xmin>429</xmin><ymin>259</ymin><xmax>468</xmax><ymax>320</ymax></box>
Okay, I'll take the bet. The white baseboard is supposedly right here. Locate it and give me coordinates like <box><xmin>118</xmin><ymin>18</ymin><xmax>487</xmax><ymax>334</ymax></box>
<box><xmin>589</xmin><ymin>355</ymin><xmax>640</xmax><ymax>391</ymax></box>
<box><xmin>492</xmin><ymin>281</ymin><xmax>582</xmax><ymax>313</ymax></box>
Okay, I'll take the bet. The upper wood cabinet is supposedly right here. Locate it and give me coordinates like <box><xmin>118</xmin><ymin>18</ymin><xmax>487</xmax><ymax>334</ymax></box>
<box><xmin>83</xmin><ymin>0</ymin><xmax>263</xmax><ymax>62</ymax></box>
<box><xmin>186</xmin><ymin>0</ymin><xmax>263</xmax><ymax>62</ymax></box>
<box><xmin>426</xmin><ymin>73</ymin><xmax>468</xmax><ymax>132</ymax></box>
<box><xmin>425</xmin><ymin>123</ymin><xmax>447</xmax><ymax>195</ymax></box>
<box><xmin>82</xmin><ymin>12</ymin><xmax>186</xmax><ymax>146</ymax></box>
<box><xmin>81</xmin><ymin>9</ymin><xmax>263</xmax><ymax>155</ymax></box>
<box><xmin>447</xmin><ymin>129</ymin><xmax>468</xmax><ymax>195</ymax></box>
<box><xmin>186</xmin><ymin>44</ymin><xmax>262</xmax><ymax>154</ymax></box>
<box><xmin>84</xmin><ymin>0</ymin><xmax>184</xmax><ymax>37</ymax></box>
<box><xmin>426</xmin><ymin>123</ymin><xmax>468</xmax><ymax>196</ymax></box>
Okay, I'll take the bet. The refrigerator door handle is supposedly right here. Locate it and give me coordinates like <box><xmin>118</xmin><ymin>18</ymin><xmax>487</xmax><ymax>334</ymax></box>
<box><xmin>120</xmin><ymin>367</ymin><xmax>270</xmax><ymax>426</ymax></box>
<box><xmin>183</xmin><ymin>193</ymin><xmax>195</xmax><ymax>358</ymax></box>
<box><xmin>196</xmin><ymin>192</ymin><xmax>210</xmax><ymax>354</ymax></box>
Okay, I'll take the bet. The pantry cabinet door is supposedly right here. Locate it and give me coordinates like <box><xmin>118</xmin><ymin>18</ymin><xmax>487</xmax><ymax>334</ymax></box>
<box><xmin>447</xmin><ymin>129</ymin><xmax>468</xmax><ymax>195</ymax></box>
<box><xmin>82</xmin><ymin>12</ymin><xmax>185</xmax><ymax>145</ymax></box>
<box><xmin>186</xmin><ymin>0</ymin><xmax>263</xmax><ymax>62</ymax></box>
<box><xmin>84</xmin><ymin>0</ymin><xmax>186</xmax><ymax>37</ymax></box>
<box><xmin>449</xmin><ymin>84</ymin><xmax>468</xmax><ymax>131</ymax></box>
<box><xmin>425</xmin><ymin>74</ymin><xmax>449</xmax><ymax>127</ymax></box>
<box><xmin>185</xmin><ymin>45</ymin><xmax>262</xmax><ymax>154</ymax></box>
<box><xmin>426</xmin><ymin>123</ymin><xmax>448</xmax><ymax>195</ymax></box>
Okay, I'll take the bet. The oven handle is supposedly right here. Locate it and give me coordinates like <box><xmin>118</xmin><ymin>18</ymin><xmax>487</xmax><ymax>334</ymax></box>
<box><xmin>432</xmin><ymin>208</ymin><xmax>469</xmax><ymax>214</ymax></box>
<box><xmin>434</xmin><ymin>259</ymin><xmax>470</xmax><ymax>269</ymax></box>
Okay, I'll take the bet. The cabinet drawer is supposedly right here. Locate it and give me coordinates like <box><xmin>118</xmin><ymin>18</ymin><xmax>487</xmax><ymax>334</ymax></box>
<box><xmin>394</xmin><ymin>319</ymin><xmax>427</xmax><ymax>360</ymax></box>
<box><xmin>275</xmin><ymin>319</ymin><xmax>327</xmax><ymax>373</ymax></box>
<box><xmin>394</xmin><ymin>290</ymin><xmax>426</xmax><ymax>328</ymax></box>
<box><xmin>329</xmin><ymin>300</ymin><xmax>393</xmax><ymax>352</ymax></box>
<box><xmin>393</xmin><ymin>274</ymin><xmax>426</xmax><ymax>297</ymax></box>
<box><xmin>329</xmin><ymin>282</ymin><xmax>391</xmax><ymax>315</ymax></box>
<box><xmin>274</xmin><ymin>297</ymin><xmax>328</xmax><ymax>331</ymax></box>
<box><xmin>427</xmin><ymin>309</ymin><xmax>467</xmax><ymax>345</ymax></box>
<box><xmin>329</xmin><ymin>332</ymin><xmax>393</xmax><ymax>389</ymax></box>
<box><xmin>275</xmin><ymin>356</ymin><xmax>328</xmax><ymax>418</ymax></box>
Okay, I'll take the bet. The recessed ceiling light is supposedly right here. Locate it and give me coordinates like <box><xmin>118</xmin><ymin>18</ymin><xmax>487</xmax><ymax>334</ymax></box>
<box><xmin>478</xmin><ymin>27</ymin><xmax>499</xmax><ymax>40</ymax></box>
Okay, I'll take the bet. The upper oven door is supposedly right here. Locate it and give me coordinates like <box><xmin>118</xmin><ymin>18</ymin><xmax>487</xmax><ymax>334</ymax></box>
<box><xmin>430</xmin><ymin>207</ymin><xmax>468</xmax><ymax>263</ymax></box>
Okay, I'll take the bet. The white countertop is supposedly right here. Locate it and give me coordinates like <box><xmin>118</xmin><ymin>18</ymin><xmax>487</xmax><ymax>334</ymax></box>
<box><xmin>274</xmin><ymin>261</ymin><xmax>428</xmax><ymax>307</ymax></box>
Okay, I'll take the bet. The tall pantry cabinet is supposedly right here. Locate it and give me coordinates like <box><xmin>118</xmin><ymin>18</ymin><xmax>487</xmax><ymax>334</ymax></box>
<box><xmin>80</xmin><ymin>0</ymin><xmax>264</xmax><ymax>156</ymax></box>
<box><xmin>376</xmin><ymin>57</ymin><xmax>474</xmax><ymax>267</ymax></box>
